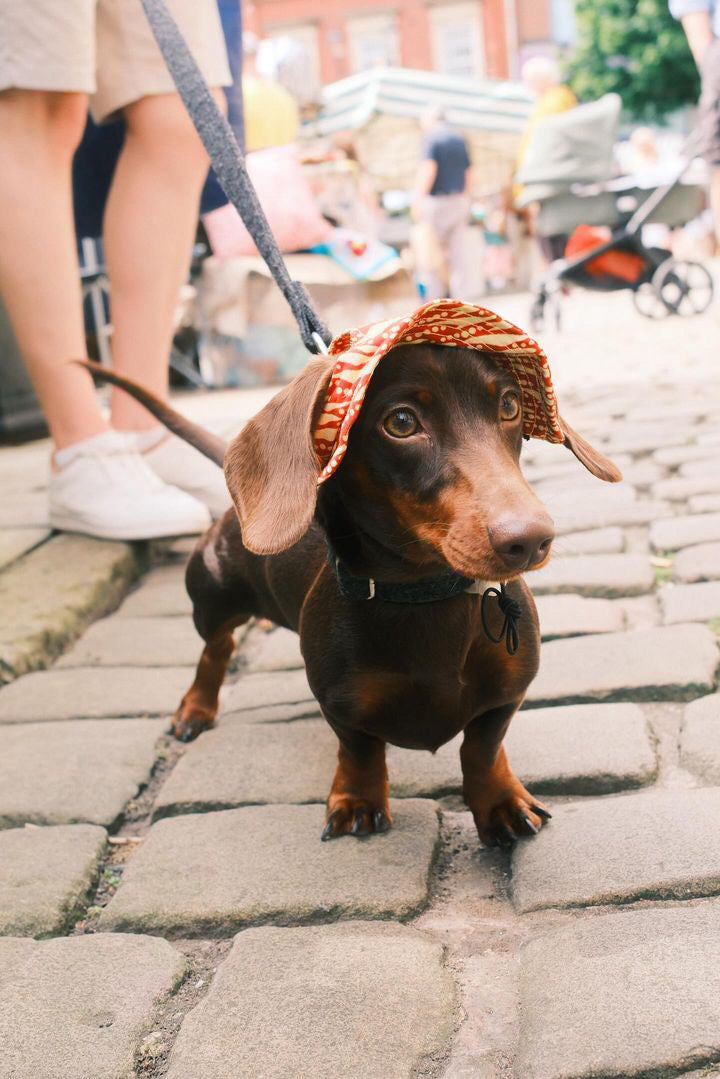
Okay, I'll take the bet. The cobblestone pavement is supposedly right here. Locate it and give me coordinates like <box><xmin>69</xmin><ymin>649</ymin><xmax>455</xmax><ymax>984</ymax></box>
<box><xmin>1</xmin><ymin>286</ymin><xmax>720</xmax><ymax>1079</ymax></box>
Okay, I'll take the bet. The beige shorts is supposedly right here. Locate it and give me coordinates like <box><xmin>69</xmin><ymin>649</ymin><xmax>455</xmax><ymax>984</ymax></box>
<box><xmin>0</xmin><ymin>0</ymin><xmax>231</xmax><ymax>122</ymax></box>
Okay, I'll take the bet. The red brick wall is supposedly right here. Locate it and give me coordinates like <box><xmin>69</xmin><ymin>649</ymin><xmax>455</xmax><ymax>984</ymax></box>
<box><xmin>482</xmin><ymin>0</ymin><xmax>509</xmax><ymax>78</ymax></box>
<box><xmin>247</xmin><ymin>0</ymin><xmax>504</xmax><ymax>83</ymax></box>
<box><xmin>515</xmin><ymin>0</ymin><xmax>552</xmax><ymax>44</ymax></box>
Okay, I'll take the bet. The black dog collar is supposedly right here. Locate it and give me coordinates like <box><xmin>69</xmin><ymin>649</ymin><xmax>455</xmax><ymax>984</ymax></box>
<box><xmin>327</xmin><ymin>551</ymin><xmax>522</xmax><ymax>654</ymax></box>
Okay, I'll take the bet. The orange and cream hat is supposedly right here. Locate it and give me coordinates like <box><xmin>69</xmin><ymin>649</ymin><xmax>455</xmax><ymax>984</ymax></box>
<box><xmin>313</xmin><ymin>299</ymin><xmax>563</xmax><ymax>484</ymax></box>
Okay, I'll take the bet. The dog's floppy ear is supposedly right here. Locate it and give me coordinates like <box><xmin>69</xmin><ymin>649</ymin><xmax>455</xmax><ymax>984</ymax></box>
<box><xmin>224</xmin><ymin>357</ymin><xmax>334</xmax><ymax>555</ymax></box>
<box><xmin>558</xmin><ymin>414</ymin><xmax>623</xmax><ymax>483</ymax></box>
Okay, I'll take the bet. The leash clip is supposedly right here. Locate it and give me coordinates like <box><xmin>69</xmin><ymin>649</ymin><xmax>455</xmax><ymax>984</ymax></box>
<box><xmin>311</xmin><ymin>331</ymin><xmax>329</xmax><ymax>356</ymax></box>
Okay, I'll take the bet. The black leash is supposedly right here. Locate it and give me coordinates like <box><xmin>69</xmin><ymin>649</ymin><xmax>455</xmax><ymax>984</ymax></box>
<box><xmin>140</xmin><ymin>0</ymin><xmax>332</xmax><ymax>355</ymax></box>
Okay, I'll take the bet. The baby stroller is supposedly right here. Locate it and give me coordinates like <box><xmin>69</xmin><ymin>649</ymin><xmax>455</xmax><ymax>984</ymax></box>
<box><xmin>515</xmin><ymin>95</ymin><xmax>714</xmax><ymax>330</ymax></box>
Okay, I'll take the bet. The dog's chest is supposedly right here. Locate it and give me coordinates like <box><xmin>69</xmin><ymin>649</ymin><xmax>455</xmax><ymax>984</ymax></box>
<box><xmin>308</xmin><ymin>606</ymin><xmax>536</xmax><ymax>752</ymax></box>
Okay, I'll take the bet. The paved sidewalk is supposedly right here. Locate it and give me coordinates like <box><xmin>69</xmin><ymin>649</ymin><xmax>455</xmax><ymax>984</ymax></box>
<box><xmin>1</xmin><ymin>287</ymin><xmax>720</xmax><ymax>1078</ymax></box>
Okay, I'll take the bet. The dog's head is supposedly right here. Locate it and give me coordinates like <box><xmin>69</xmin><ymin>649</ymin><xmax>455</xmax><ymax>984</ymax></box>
<box><xmin>224</xmin><ymin>342</ymin><xmax>620</xmax><ymax>582</ymax></box>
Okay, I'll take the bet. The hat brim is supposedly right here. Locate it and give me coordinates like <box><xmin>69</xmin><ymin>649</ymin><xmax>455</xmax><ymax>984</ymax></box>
<box><xmin>314</xmin><ymin>300</ymin><xmax>563</xmax><ymax>484</ymax></box>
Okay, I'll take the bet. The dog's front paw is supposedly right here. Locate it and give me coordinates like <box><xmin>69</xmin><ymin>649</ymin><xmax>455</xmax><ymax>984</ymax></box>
<box><xmin>321</xmin><ymin>797</ymin><xmax>392</xmax><ymax>841</ymax></box>
<box><xmin>472</xmin><ymin>786</ymin><xmax>551</xmax><ymax>848</ymax></box>
<box><xmin>169</xmin><ymin>701</ymin><xmax>216</xmax><ymax>743</ymax></box>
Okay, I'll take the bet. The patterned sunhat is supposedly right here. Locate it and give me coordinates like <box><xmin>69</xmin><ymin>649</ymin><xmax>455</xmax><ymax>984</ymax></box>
<box><xmin>313</xmin><ymin>299</ymin><xmax>563</xmax><ymax>485</ymax></box>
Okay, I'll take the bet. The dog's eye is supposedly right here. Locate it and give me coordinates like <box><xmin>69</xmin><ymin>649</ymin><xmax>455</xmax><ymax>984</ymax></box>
<box><xmin>500</xmin><ymin>393</ymin><xmax>521</xmax><ymax>422</ymax></box>
<box><xmin>383</xmin><ymin>408</ymin><xmax>419</xmax><ymax>438</ymax></box>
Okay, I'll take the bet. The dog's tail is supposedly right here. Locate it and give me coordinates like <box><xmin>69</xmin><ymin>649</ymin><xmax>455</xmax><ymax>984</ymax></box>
<box><xmin>76</xmin><ymin>359</ymin><xmax>227</xmax><ymax>467</ymax></box>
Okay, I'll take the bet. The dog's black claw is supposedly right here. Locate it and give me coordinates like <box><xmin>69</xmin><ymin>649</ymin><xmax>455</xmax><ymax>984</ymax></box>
<box><xmin>532</xmin><ymin>805</ymin><xmax>552</xmax><ymax>820</ymax></box>
<box><xmin>180</xmin><ymin>728</ymin><xmax>194</xmax><ymax>743</ymax></box>
<box><xmin>521</xmin><ymin>813</ymin><xmax>539</xmax><ymax>835</ymax></box>
<box><xmin>321</xmin><ymin>810</ymin><xmax>341</xmax><ymax>841</ymax></box>
<box><xmin>351</xmin><ymin>815</ymin><xmax>371</xmax><ymax>837</ymax></box>
<box><xmin>497</xmin><ymin>824</ymin><xmax>517</xmax><ymax>846</ymax></box>
<box><xmin>372</xmin><ymin>810</ymin><xmax>390</xmax><ymax>833</ymax></box>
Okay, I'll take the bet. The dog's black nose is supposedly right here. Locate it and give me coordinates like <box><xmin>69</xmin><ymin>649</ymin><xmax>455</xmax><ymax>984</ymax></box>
<box><xmin>488</xmin><ymin>515</ymin><xmax>554</xmax><ymax>571</ymax></box>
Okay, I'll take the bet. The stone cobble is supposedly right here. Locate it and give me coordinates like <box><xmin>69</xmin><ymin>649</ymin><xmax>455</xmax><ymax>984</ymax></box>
<box><xmin>99</xmin><ymin>800</ymin><xmax>441</xmax><ymax>934</ymax></box>
<box><xmin>115</xmin><ymin>564</ymin><xmax>192</xmax><ymax>617</ymax></box>
<box><xmin>680</xmin><ymin>692</ymin><xmax>720</xmax><ymax>783</ymax></box>
<box><xmin>654</xmin><ymin>474</ymin><xmax>720</xmax><ymax>501</ymax></box>
<box><xmin>164</xmin><ymin>923</ymin><xmax>455</xmax><ymax>1079</ymax></box>
<box><xmin>0</xmin><ymin>824</ymin><xmax>106</xmax><ymax>937</ymax></box>
<box><xmin>530</xmin><ymin>553</ymin><xmax>653</xmax><ymax>596</ymax></box>
<box><xmin>221</xmin><ymin>667</ymin><xmax>315</xmax><ymax>715</ymax></box>
<box><xmin>512</xmin><ymin>788</ymin><xmax>720</xmax><ymax>912</ymax></box>
<box><xmin>527</xmin><ymin>623</ymin><xmax>718</xmax><ymax>705</ymax></box>
<box><xmin>690</xmin><ymin>493</ymin><xmax>720</xmax><ymax>513</ymax></box>
<box><xmin>533</xmin><ymin>594</ymin><xmax>626</xmax><ymax>638</ymax></box>
<box><xmin>0</xmin><ymin>719</ymin><xmax>163</xmax><ymax>827</ymax></box>
<box><xmin>553</xmin><ymin>498</ymin><xmax>673</xmax><ymax>535</ymax></box>
<box><xmin>240</xmin><ymin>624</ymin><xmax>304</xmax><ymax>671</ymax></box>
<box><xmin>550</xmin><ymin>526</ymin><xmax>624</xmax><ymax>555</ymax></box>
<box><xmin>57</xmin><ymin>614</ymin><xmax>204</xmax><ymax>668</ymax></box>
<box><xmin>516</xmin><ymin>904</ymin><xmax>720</xmax><ymax>1079</ymax></box>
<box><xmin>0</xmin><ymin>933</ymin><xmax>185</xmax><ymax>1079</ymax></box>
<box><xmin>659</xmin><ymin>580</ymin><xmax>720</xmax><ymax>624</ymax></box>
<box><xmin>0</xmin><ymin>665</ymin><xmax>192</xmax><ymax>722</ymax></box>
<box><xmin>675</xmin><ymin>541</ymin><xmax>720</xmax><ymax>582</ymax></box>
<box><xmin>651</xmin><ymin>512</ymin><xmax>720</xmax><ymax>551</ymax></box>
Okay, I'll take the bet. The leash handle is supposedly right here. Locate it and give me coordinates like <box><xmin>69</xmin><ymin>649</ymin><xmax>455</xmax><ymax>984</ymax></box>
<box><xmin>140</xmin><ymin>0</ymin><xmax>333</xmax><ymax>355</ymax></box>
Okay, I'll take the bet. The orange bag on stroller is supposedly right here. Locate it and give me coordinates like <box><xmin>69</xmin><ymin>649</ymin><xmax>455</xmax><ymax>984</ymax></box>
<box><xmin>565</xmin><ymin>225</ymin><xmax>646</xmax><ymax>285</ymax></box>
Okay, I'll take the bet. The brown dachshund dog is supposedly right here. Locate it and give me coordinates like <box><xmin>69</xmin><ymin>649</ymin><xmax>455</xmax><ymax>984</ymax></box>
<box><xmin>83</xmin><ymin>346</ymin><xmax>620</xmax><ymax>847</ymax></box>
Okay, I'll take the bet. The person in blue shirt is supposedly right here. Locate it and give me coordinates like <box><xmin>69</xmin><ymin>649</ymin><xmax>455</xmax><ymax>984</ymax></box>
<box><xmin>670</xmin><ymin>0</ymin><xmax>720</xmax><ymax>244</ymax></box>
<box><xmin>412</xmin><ymin>105</ymin><xmax>476</xmax><ymax>301</ymax></box>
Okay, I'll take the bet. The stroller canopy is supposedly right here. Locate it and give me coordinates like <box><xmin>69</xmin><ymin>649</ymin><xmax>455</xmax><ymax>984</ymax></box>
<box><xmin>516</xmin><ymin>93</ymin><xmax>621</xmax><ymax>204</ymax></box>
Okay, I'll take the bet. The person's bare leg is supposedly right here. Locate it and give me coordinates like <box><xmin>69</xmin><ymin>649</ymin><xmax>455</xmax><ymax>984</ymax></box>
<box><xmin>0</xmin><ymin>89</ymin><xmax>107</xmax><ymax>449</ymax></box>
<box><xmin>105</xmin><ymin>91</ymin><xmax>223</xmax><ymax>432</ymax></box>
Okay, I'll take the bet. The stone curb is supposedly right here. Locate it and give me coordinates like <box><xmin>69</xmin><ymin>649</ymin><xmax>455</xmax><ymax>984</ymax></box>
<box><xmin>0</xmin><ymin>534</ymin><xmax>146</xmax><ymax>683</ymax></box>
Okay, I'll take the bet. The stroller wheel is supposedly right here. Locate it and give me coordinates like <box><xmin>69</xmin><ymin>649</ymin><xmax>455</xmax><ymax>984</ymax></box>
<box><xmin>632</xmin><ymin>282</ymin><xmax>669</xmax><ymax>320</ymax></box>
<box><xmin>652</xmin><ymin>259</ymin><xmax>714</xmax><ymax>316</ymax></box>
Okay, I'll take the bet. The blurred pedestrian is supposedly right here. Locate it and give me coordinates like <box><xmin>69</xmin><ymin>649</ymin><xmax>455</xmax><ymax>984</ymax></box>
<box><xmin>0</xmin><ymin>0</ymin><xmax>231</xmax><ymax>539</ymax></box>
<box><xmin>670</xmin><ymin>0</ymin><xmax>720</xmax><ymax>245</ymax></box>
<box><xmin>411</xmin><ymin>105</ymin><xmax>475</xmax><ymax>300</ymax></box>
<box><xmin>241</xmin><ymin>31</ymin><xmax>299</xmax><ymax>153</ymax></box>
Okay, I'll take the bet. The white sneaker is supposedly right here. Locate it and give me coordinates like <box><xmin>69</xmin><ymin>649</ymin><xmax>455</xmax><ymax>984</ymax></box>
<box><xmin>138</xmin><ymin>431</ymin><xmax>231</xmax><ymax>519</ymax></box>
<box><xmin>48</xmin><ymin>431</ymin><xmax>212</xmax><ymax>540</ymax></box>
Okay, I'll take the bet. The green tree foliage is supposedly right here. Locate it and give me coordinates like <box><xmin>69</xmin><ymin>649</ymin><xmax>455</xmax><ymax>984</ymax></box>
<box><xmin>566</xmin><ymin>0</ymin><xmax>700</xmax><ymax>120</ymax></box>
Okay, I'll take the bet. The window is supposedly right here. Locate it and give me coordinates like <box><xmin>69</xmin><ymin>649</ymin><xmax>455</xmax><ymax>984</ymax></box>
<box><xmin>347</xmin><ymin>13</ymin><xmax>400</xmax><ymax>73</ymax></box>
<box><xmin>264</xmin><ymin>23</ymin><xmax>322</xmax><ymax>96</ymax></box>
<box><xmin>429</xmin><ymin>2</ymin><xmax>485</xmax><ymax>79</ymax></box>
